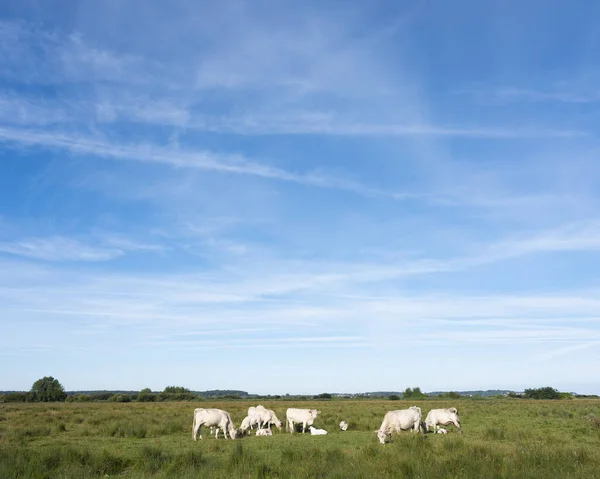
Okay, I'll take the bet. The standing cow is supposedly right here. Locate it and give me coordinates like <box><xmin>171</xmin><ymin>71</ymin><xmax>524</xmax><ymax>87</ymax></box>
<box><xmin>251</xmin><ymin>406</ymin><xmax>282</xmax><ymax>430</ymax></box>
<box><xmin>377</xmin><ymin>406</ymin><xmax>422</xmax><ymax>444</ymax></box>
<box><xmin>286</xmin><ymin>408</ymin><xmax>320</xmax><ymax>433</ymax></box>
<box><xmin>424</xmin><ymin>407</ymin><xmax>461</xmax><ymax>433</ymax></box>
<box><xmin>192</xmin><ymin>408</ymin><xmax>237</xmax><ymax>440</ymax></box>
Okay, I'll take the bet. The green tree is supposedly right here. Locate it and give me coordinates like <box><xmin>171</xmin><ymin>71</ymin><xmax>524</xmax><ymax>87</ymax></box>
<box><xmin>524</xmin><ymin>387</ymin><xmax>560</xmax><ymax>400</ymax></box>
<box><xmin>315</xmin><ymin>393</ymin><xmax>332</xmax><ymax>399</ymax></box>
<box><xmin>405</xmin><ymin>387</ymin><xmax>425</xmax><ymax>399</ymax></box>
<box><xmin>164</xmin><ymin>386</ymin><xmax>189</xmax><ymax>394</ymax></box>
<box><xmin>389</xmin><ymin>394</ymin><xmax>400</xmax><ymax>400</ymax></box>
<box><xmin>138</xmin><ymin>388</ymin><xmax>156</xmax><ymax>402</ymax></box>
<box><xmin>30</xmin><ymin>376</ymin><xmax>67</xmax><ymax>402</ymax></box>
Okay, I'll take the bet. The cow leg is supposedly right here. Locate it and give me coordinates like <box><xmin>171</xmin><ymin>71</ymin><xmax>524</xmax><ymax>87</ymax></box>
<box><xmin>302</xmin><ymin>421</ymin><xmax>306</xmax><ymax>433</ymax></box>
<box><xmin>194</xmin><ymin>423</ymin><xmax>202</xmax><ymax>440</ymax></box>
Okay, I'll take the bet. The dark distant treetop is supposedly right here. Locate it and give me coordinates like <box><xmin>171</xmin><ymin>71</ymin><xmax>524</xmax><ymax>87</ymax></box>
<box><xmin>403</xmin><ymin>387</ymin><xmax>425</xmax><ymax>399</ymax></box>
<box><xmin>523</xmin><ymin>387</ymin><xmax>560</xmax><ymax>400</ymax></box>
<box><xmin>30</xmin><ymin>376</ymin><xmax>67</xmax><ymax>402</ymax></box>
<box><xmin>315</xmin><ymin>393</ymin><xmax>332</xmax><ymax>399</ymax></box>
<box><xmin>163</xmin><ymin>386</ymin><xmax>189</xmax><ymax>394</ymax></box>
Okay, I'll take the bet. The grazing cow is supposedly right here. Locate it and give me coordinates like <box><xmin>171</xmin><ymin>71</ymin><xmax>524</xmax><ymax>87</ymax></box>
<box><xmin>255</xmin><ymin>428</ymin><xmax>273</xmax><ymax>436</ymax></box>
<box><xmin>424</xmin><ymin>408</ymin><xmax>461</xmax><ymax>433</ymax></box>
<box><xmin>249</xmin><ymin>406</ymin><xmax>282</xmax><ymax>430</ymax></box>
<box><xmin>192</xmin><ymin>408</ymin><xmax>237</xmax><ymax>440</ymax></box>
<box><xmin>339</xmin><ymin>421</ymin><xmax>348</xmax><ymax>431</ymax></box>
<box><xmin>260</xmin><ymin>409</ymin><xmax>283</xmax><ymax>430</ymax></box>
<box><xmin>286</xmin><ymin>408</ymin><xmax>320</xmax><ymax>433</ymax></box>
<box><xmin>240</xmin><ymin>415</ymin><xmax>260</xmax><ymax>435</ymax></box>
<box><xmin>437</xmin><ymin>428</ymin><xmax>447</xmax><ymax>434</ymax></box>
<box><xmin>248</xmin><ymin>405</ymin><xmax>268</xmax><ymax>429</ymax></box>
<box><xmin>377</xmin><ymin>406</ymin><xmax>422</xmax><ymax>444</ymax></box>
<box><xmin>309</xmin><ymin>426</ymin><xmax>328</xmax><ymax>435</ymax></box>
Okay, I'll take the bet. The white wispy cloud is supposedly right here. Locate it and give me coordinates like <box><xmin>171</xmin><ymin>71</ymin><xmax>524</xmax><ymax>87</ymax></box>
<box><xmin>495</xmin><ymin>87</ymin><xmax>600</xmax><ymax>104</ymax></box>
<box><xmin>0</xmin><ymin>237</ymin><xmax>123</xmax><ymax>262</ymax></box>
<box><xmin>0</xmin><ymin>126</ymin><xmax>414</xmax><ymax>198</ymax></box>
<box><xmin>532</xmin><ymin>341</ymin><xmax>600</xmax><ymax>362</ymax></box>
<box><xmin>0</xmin><ymin>235</ymin><xmax>164</xmax><ymax>262</ymax></box>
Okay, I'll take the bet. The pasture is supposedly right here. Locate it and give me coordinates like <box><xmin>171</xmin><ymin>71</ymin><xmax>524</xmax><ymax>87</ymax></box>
<box><xmin>1</xmin><ymin>399</ymin><xmax>599</xmax><ymax>478</ymax></box>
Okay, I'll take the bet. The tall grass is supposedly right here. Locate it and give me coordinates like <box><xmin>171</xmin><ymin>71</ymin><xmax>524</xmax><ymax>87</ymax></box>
<box><xmin>0</xmin><ymin>399</ymin><xmax>599</xmax><ymax>477</ymax></box>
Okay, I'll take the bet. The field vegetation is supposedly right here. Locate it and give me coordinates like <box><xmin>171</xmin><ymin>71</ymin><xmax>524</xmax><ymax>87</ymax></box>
<box><xmin>1</xmin><ymin>399</ymin><xmax>599</xmax><ymax>478</ymax></box>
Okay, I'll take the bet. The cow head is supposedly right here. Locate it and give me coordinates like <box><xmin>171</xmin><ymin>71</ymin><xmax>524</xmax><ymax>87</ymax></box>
<box><xmin>377</xmin><ymin>429</ymin><xmax>387</xmax><ymax>444</ymax></box>
<box><xmin>273</xmin><ymin>418</ymin><xmax>282</xmax><ymax>429</ymax></box>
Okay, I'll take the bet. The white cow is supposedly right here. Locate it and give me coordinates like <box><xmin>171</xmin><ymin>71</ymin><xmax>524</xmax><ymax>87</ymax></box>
<box><xmin>437</xmin><ymin>428</ymin><xmax>448</xmax><ymax>434</ymax></box>
<box><xmin>192</xmin><ymin>408</ymin><xmax>237</xmax><ymax>440</ymax></box>
<box><xmin>309</xmin><ymin>426</ymin><xmax>328</xmax><ymax>435</ymax></box>
<box><xmin>339</xmin><ymin>420</ymin><xmax>348</xmax><ymax>431</ymax></box>
<box><xmin>239</xmin><ymin>415</ymin><xmax>260</xmax><ymax>435</ymax></box>
<box><xmin>424</xmin><ymin>407</ymin><xmax>461</xmax><ymax>433</ymax></box>
<box><xmin>247</xmin><ymin>405</ymin><xmax>282</xmax><ymax>430</ymax></box>
<box><xmin>255</xmin><ymin>428</ymin><xmax>273</xmax><ymax>436</ymax></box>
<box><xmin>248</xmin><ymin>405</ymin><xmax>268</xmax><ymax>429</ymax></box>
<box><xmin>377</xmin><ymin>406</ymin><xmax>422</xmax><ymax>444</ymax></box>
<box><xmin>286</xmin><ymin>408</ymin><xmax>320</xmax><ymax>433</ymax></box>
<box><xmin>259</xmin><ymin>409</ymin><xmax>282</xmax><ymax>430</ymax></box>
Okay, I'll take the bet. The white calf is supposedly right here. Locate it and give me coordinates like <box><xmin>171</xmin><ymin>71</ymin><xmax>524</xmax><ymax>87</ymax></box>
<box><xmin>309</xmin><ymin>426</ymin><xmax>327</xmax><ymax>435</ymax></box>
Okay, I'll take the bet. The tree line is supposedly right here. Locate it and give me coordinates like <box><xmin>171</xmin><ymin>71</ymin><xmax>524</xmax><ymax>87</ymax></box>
<box><xmin>0</xmin><ymin>378</ymin><xmax>592</xmax><ymax>403</ymax></box>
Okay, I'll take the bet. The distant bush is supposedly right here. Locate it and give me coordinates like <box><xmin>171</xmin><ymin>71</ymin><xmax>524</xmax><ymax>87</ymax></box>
<box><xmin>403</xmin><ymin>387</ymin><xmax>426</xmax><ymax>399</ymax></box>
<box><xmin>137</xmin><ymin>392</ymin><xmax>156</xmax><ymax>402</ymax></box>
<box><xmin>315</xmin><ymin>393</ymin><xmax>332</xmax><ymax>400</ymax></box>
<box><xmin>524</xmin><ymin>387</ymin><xmax>560</xmax><ymax>400</ymax></box>
<box><xmin>446</xmin><ymin>391</ymin><xmax>461</xmax><ymax>399</ymax></box>
<box><xmin>163</xmin><ymin>386</ymin><xmax>189</xmax><ymax>394</ymax></box>
<box><xmin>156</xmin><ymin>392</ymin><xmax>198</xmax><ymax>402</ymax></box>
<box><xmin>66</xmin><ymin>394</ymin><xmax>92</xmax><ymax>403</ymax></box>
<box><xmin>558</xmin><ymin>392</ymin><xmax>574</xmax><ymax>400</ymax></box>
<box><xmin>388</xmin><ymin>395</ymin><xmax>400</xmax><ymax>400</ymax></box>
<box><xmin>108</xmin><ymin>394</ymin><xmax>132</xmax><ymax>403</ymax></box>
<box><xmin>0</xmin><ymin>392</ymin><xmax>29</xmax><ymax>402</ymax></box>
<box><xmin>89</xmin><ymin>392</ymin><xmax>114</xmax><ymax>401</ymax></box>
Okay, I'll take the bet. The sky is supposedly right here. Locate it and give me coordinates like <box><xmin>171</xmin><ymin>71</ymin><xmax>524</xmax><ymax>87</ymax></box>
<box><xmin>1</xmin><ymin>0</ymin><xmax>599</xmax><ymax>395</ymax></box>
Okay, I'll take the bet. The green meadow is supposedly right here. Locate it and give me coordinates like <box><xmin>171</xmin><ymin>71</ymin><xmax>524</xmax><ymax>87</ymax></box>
<box><xmin>1</xmin><ymin>399</ymin><xmax>599</xmax><ymax>478</ymax></box>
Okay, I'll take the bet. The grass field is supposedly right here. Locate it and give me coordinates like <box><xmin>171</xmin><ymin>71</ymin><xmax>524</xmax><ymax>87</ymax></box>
<box><xmin>1</xmin><ymin>399</ymin><xmax>599</xmax><ymax>478</ymax></box>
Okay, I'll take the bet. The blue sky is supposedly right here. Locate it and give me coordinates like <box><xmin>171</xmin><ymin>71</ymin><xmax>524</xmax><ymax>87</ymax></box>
<box><xmin>1</xmin><ymin>0</ymin><xmax>599</xmax><ymax>395</ymax></box>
